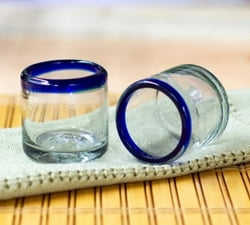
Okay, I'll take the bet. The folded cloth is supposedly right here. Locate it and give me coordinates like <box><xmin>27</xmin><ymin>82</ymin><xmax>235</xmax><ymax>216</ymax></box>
<box><xmin>0</xmin><ymin>89</ymin><xmax>250</xmax><ymax>200</ymax></box>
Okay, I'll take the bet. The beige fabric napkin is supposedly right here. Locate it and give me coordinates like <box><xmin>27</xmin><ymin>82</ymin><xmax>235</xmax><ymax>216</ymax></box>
<box><xmin>0</xmin><ymin>89</ymin><xmax>250</xmax><ymax>200</ymax></box>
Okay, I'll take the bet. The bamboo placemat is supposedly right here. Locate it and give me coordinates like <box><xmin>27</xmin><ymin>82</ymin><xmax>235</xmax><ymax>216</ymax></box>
<box><xmin>0</xmin><ymin>95</ymin><xmax>249</xmax><ymax>225</ymax></box>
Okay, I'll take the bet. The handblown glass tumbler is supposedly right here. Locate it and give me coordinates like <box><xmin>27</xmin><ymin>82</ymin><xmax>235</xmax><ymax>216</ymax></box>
<box><xmin>21</xmin><ymin>59</ymin><xmax>108</xmax><ymax>163</ymax></box>
<box><xmin>116</xmin><ymin>64</ymin><xmax>229</xmax><ymax>163</ymax></box>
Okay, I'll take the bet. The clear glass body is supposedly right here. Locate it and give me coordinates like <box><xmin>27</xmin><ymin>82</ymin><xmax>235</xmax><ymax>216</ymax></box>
<box><xmin>155</xmin><ymin>64</ymin><xmax>229</xmax><ymax>148</ymax></box>
<box><xmin>116</xmin><ymin>64</ymin><xmax>229</xmax><ymax>163</ymax></box>
<box><xmin>21</xmin><ymin>60</ymin><xmax>108</xmax><ymax>163</ymax></box>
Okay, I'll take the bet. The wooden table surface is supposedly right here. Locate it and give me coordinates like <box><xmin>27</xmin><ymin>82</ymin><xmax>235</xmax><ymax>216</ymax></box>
<box><xmin>0</xmin><ymin>5</ymin><xmax>250</xmax><ymax>225</ymax></box>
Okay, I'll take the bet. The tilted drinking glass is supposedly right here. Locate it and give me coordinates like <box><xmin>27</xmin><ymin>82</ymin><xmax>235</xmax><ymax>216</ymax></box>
<box><xmin>116</xmin><ymin>64</ymin><xmax>229</xmax><ymax>163</ymax></box>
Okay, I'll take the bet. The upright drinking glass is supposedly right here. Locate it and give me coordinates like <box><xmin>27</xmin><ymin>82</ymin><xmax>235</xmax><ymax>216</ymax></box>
<box><xmin>116</xmin><ymin>64</ymin><xmax>229</xmax><ymax>163</ymax></box>
<box><xmin>21</xmin><ymin>59</ymin><xmax>108</xmax><ymax>163</ymax></box>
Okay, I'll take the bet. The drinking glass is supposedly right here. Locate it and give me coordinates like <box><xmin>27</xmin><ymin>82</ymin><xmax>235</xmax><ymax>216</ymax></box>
<box><xmin>21</xmin><ymin>59</ymin><xmax>108</xmax><ymax>163</ymax></box>
<box><xmin>116</xmin><ymin>64</ymin><xmax>229</xmax><ymax>163</ymax></box>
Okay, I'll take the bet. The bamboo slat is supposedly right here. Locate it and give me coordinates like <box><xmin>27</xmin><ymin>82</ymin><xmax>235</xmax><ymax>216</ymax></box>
<box><xmin>0</xmin><ymin>95</ymin><xmax>249</xmax><ymax>225</ymax></box>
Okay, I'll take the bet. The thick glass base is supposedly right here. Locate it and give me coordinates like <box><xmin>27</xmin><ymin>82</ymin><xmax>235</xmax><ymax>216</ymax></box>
<box><xmin>23</xmin><ymin>129</ymin><xmax>107</xmax><ymax>163</ymax></box>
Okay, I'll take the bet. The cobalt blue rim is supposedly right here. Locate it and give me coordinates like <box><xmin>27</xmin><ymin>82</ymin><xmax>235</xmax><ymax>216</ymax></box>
<box><xmin>21</xmin><ymin>59</ymin><xmax>107</xmax><ymax>93</ymax></box>
<box><xmin>116</xmin><ymin>78</ymin><xmax>192</xmax><ymax>163</ymax></box>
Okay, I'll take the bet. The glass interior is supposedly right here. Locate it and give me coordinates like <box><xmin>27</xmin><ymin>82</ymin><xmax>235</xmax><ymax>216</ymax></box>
<box><xmin>38</xmin><ymin>69</ymin><xmax>94</xmax><ymax>80</ymax></box>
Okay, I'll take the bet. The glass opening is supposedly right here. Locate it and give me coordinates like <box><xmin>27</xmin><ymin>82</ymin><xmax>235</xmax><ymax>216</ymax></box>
<box><xmin>125</xmin><ymin>88</ymin><xmax>182</xmax><ymax>158</ymax></box>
